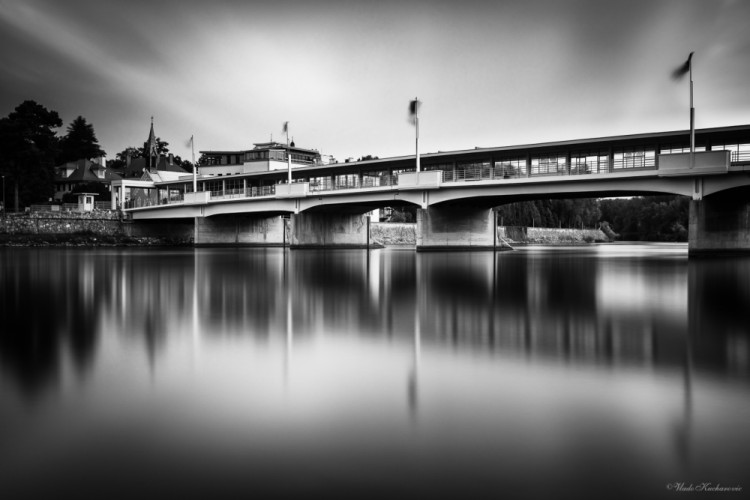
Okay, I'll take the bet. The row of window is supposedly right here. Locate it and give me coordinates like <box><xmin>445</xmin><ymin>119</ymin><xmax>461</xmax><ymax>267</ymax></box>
<box><xmin>203</xmin><ymin>150</ymin><xmax>319</xmax><ymax>165</ymax></box>
<box><xmin>176</xmin><ymin>140</ymin><xmax>750</xmax><ymax>193</ymax></box>
<box><xmin>200</xmin><ymin>141</ymin><xmax>749</xmax><ymax>173</ymax></box>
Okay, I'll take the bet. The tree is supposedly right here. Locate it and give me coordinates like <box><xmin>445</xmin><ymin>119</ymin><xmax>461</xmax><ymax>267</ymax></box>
<box><xmin>0</xmin><ymin>100</ymin><xmax>62</xmax><ymax>211</ymax></box>
<box><xmin>109</xmin><ymin>139</ymin><xmax>171</xmax><ymax>172</ymax></box>
<box><xmin>138</xmin><ymin>137</ymin><xmax>169</xmax><ymax>158</ymax></box>
<box><xmin>598</xmin><ymin>195</ymin><xmax>689</xmax><ymax>241</ymax></box>
<box><xmin>106</xmin><ymin>147</ymin><xmax>138</xmax><ymax>171</ymax></box>
<box><xmin>58</xmin><ymin>116</ymin><xmax>105</xmax><ymax>163</ymax></box>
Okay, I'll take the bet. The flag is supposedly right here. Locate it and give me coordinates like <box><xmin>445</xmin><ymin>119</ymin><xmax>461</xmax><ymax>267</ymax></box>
<box><xmin>408</xmin><ymin>99</ymin><xmax>420</xmax><ymax>125</ymax></box>
<box><xmin>671</xmin><ymin>52</ymin><xmax>694</xmax><ymax>80</ymax></box>
<box><xmin>282</xmin><ymin>121</ymin><xmax>289</xmax><ymax>135</ymax></box>
<box><xmin>185</xmin><ymin>135</ymin><xmax>193</xmax><ymax>148</ymax></box>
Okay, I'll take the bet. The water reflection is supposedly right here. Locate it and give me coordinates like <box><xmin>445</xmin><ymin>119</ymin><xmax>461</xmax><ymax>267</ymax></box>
<box><xmin>2</xmin><ymin>246</ymin><xmax>750</xmax><ymax>403</ymax></box>
<box><xmin>1</xmin><ymin>246</ymin><xmax>749</xmax><ymax>498</ymax></box>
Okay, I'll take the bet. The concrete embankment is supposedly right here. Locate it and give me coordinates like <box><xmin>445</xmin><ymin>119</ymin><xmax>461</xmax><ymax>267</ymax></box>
<box><xmin>0</xmin><ymin>211</ymin><xmax>193</xmax><ymax>246</ymax></box>
<box><xmin>371</xmin><ymin>223</ymin><xmax>609</xmax><ymax>246</ymax></box>
<box><xmin>501</xmin><ymin>226</ymin><xmax>609</xmax><ymax>245</ymax></box>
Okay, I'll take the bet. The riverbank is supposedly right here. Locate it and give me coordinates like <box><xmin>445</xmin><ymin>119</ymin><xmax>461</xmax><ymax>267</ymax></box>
<box><xmin>0</xmin><ymin>233</ymin><xmax>191</xmax><ymax>247</ymax></box>
<box><xmin>0</xmin><ymin>211</ymin><xmax>192</xmax><ymax>246</ymax></box>
<box><xmin>2</xmin><ymin>213</ymin><xmax>609</xmax><ymax>247</ymax></box>
<box><xmin>501</xmin><ymin>226</ymin><xmax>610</xmax><ymax>245</ymax></box>
<box><xmin>371</xmin><ymin>223</ymin><xmax>610</xmax><ymax>246</ymax></box>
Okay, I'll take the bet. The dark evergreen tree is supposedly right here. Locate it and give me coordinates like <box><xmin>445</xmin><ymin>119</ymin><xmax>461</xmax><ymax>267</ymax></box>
<box><xmin>107</xmin><ymin>146</ymin><xmax>140</xmax><ymax>172</ymax></box>
<box><xmin>58</xmin><ymin>116</ymin><xmax>105</xmax><ymax>163</ymax></box>
<box><xmin>0</xmin><ymin>100</ymin><xmax>62</xmax><ymax>211</ymax></box>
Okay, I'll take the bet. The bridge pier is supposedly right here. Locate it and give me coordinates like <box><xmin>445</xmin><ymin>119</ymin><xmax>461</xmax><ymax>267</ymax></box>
<box><xmin>289</xmin><ymin>212</ymin><xmax>370</xmax><ymax>249</ymax></box>
<box><xmin>194</xmin><ymin>215</ymin><xmax>286</xmax><ymax>246</ymax></box>
<box><xmin>416</xmin><ymin>206</ymin><xmax>495</xmax><ymax>251</ymax></box>
<box><xmin>689</xmin><ymin>188</ymin><xmax>750</xmax><ymax>255</ymax></box>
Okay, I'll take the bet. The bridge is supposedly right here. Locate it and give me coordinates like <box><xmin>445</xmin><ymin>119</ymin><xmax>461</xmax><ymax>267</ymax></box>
<box><xmin>114</xmin><ymin>124</ymin><xmax>750</xmax><ymax>254</ymax></box>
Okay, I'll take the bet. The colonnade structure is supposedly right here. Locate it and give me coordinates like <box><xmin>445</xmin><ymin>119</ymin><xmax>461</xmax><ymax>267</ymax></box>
<box><xmin>111</xmin><ymin>124</ymin><xmax>750</xmax><ymax>254</ymax></box>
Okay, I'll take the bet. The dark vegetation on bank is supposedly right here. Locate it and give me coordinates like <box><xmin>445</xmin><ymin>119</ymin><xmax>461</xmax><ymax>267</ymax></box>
<box><xmin>390</xmin><ymin>195</ymin><xmax>690</xmax><ymax>242</ymax></box>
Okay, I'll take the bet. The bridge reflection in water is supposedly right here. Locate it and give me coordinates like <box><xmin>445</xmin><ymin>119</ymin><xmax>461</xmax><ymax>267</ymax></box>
<box><xmin>0</xmin><ymin>246</ymin><xmax>748</xmax><ymax>498</ymax></box>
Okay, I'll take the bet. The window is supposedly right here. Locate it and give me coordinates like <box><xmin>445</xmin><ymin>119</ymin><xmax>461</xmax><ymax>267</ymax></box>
<box><xmin>456</xmin><ymin>160</ymin><xmax>491</xmax><ymax>181</ymax></box>
<box><xmin>570</xmin><ymin>151</ymin><xmax>609</xmax><ymax>174</ymax></box>
<box><xmin>269</xmin><ymin>150</ymin><xmax>286</xmax><ymax>161</ymax></box>
<box><xmin>334</xmin><ymin>174</ymin><xmax>359</xmax><ymax>189</ymax></box>
<box><xmin>530</xmin><ymin>154</ymin><xmax>566</xmax><ymax>176</ymax></box>
<box><xmin>660</xmin><ymin>144</ymin><xmax>706</xmax><ymax>154</ymax></box>
<box><xmin>204</xmin><ymin>180</ymin><xmax>223</xmax><ymax>196</ymax></box>
<box><xmin>361</xmin><ymin>170</ymin><xmax>394</xmax><ymax>187</ymax></box>
<box><xmin>494</xmin><ymin>158</ymin><xmax>527</xmax><ymax>178</ymax></box>
<box><xmin>225</xmin><ymin>178</ymin><xmax>244</xmax><ymax>195</ymax></box>
<box><xmin>712</xmin><ymin>142</ymin><xmax>750</xmax><ymax>163</ymax></box>
<box><xmin>613</xmin><ymin>148</ymin><xmax>655</xmax><ymax>169</ymax></box>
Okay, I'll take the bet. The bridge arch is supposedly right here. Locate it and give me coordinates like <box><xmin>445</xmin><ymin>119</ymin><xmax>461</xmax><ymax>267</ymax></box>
<box><xmin>425</xmin><ymin>176</ymin><xmax>697</xmax><ymax>208</ymax></box>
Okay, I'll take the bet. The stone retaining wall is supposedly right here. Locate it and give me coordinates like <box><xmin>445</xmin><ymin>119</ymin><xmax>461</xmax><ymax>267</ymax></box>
<box><xmin>0</xmin><ymin>211</ymin><xmax>123</xmax><ymax>235</ymax></box>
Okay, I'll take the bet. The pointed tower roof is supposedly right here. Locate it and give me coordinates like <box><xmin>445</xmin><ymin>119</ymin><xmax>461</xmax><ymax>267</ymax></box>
<box><xmin>146</xmin><ymin>116</ymin><xmax>158</xmax><ymax>158</ymax></box>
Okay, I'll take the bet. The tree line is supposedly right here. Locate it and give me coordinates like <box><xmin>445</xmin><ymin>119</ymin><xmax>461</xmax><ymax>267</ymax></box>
<box><xmin>389</xmin><ymin>196</ymin><xmax>690</xmax><ymax>242</ymax></box>
<box><xmin>0</xmin><ymin>100</ymin><xmax>192</xmax><ymax>211</ymax></box>
<box><xmin>495</xmin><ymin>196</ymin><xmax>690</xmax><ymax>241</ymax></box>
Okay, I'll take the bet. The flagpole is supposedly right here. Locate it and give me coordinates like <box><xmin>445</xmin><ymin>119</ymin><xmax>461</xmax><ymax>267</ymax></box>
<box><xmin>689</xmin><ymin>59</ymin><xmax>695</xmax><ymax>168</ymax></box>
<box><xmin>191</xmin><ymin>135</ymin><xmax>197</xmax><ymax>193</ymax></box>
<box><xmin>415</xmin><ymin>96</ymin><xmax>420</xmax><ymax>173</ymax></box>
<box><xmin>286</xmin><ymin>123</ymin><xmax>292</xmax><ymax>184</ymax></box>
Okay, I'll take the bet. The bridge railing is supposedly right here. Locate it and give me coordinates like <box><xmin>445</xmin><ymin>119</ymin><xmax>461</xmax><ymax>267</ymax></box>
<box><xmin>125</xmin><ymin>197</ymin><xmax>161</xmax><ymax>209</ymax></box>
<box><xmin>732</xmin><ymin>150</ymin><xmax>750</xmax><ymax>163</ymax></box>
<box><xmin>308</xmin><ymin>174</ymin><xmax>398</xmax><ymax>193</ymax></box>
<box><xmin>165</xmin><ymin>193</ymin><xmax>184</xmax><ymax>204</ymax></box>
<box><xmin>248</xmin><ymin>185</ymin><xmax>276</xmax><ymax>197</ymax></box>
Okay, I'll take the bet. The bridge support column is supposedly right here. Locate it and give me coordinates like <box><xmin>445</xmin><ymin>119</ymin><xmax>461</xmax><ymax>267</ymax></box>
<box><xmin>416</xmin><ymin>206</ymin><xmax>495</xmax><ymax>251</ymax></box>
<box><xmin>689</xmin><ymin>188</ymin><xmax>750</xmax><ymax>255</ymax></box>
<box><xmin>194</xmin><ymin>215</ymin><xmax>286</xmax><ymax>246</ymax></box>
<box><xmin>290</xmin><ymin>212</ymin><xmax>369</xmax><ymax>249</ymax></box>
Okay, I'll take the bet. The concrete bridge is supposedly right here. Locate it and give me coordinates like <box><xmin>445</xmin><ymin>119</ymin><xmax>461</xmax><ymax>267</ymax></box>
<box><xmin>116</xmin><ymin>124</ymin><xmax>750</xmax><ymax>254</ymax></box>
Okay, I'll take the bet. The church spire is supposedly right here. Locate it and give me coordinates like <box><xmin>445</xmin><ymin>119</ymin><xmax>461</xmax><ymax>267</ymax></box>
<box><xmin>145</xmin><ymin>116</ymin><xmax>159</xmax><ymax>171</ymax></box>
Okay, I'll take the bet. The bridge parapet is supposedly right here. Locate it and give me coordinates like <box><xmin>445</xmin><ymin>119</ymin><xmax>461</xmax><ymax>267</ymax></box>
<box><xmin>276</xmin><ymin>182</ymin><xmax>310</xmax><ymax>198</ymax></box>
<box><xmin>398</xmin><ymin>171</ymin><xmax>442</xmax><ymax>189</ymax></box>
<box><xmin>658</xmin><ymin>150</ymin><xmax>730</xmax><ymax>177</ymax></box>
<box><xmin>184</xmin><ymin>191</ymin><xmax>211</xmax><ymax>204</ymax></box>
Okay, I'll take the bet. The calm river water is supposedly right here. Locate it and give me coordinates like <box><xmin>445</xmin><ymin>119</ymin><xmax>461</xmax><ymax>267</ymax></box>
<box><xmin>1</xmin><ymin>245</ymin><xmax>749</xmax><ymax>499</ymax></box>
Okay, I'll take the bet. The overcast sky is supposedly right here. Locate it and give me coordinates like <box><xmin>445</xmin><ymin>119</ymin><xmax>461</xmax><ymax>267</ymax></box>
<box><xmin>1</xmin><ymin>0</ymin><xmax>749</xmax><ymax>163</ymax></box>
